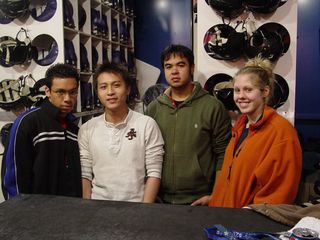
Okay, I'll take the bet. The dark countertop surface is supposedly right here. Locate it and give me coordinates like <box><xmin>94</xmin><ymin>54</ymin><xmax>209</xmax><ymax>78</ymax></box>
<box><xmin>0</xmin><ymin>194</ymin><xmax>288</xmax><ymax>239</ymax></box>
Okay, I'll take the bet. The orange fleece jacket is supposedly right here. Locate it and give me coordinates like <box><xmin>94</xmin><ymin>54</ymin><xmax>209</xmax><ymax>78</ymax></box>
<box><xmin>209</xmin><ymin>107</ymin><xmax>302</xmax><ymax>208</ymax></box>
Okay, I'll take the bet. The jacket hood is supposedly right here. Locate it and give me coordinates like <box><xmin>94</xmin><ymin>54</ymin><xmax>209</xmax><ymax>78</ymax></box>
<box><xmin>157</xmin><ymin>82</ymin><xmax>208</xmax><ymax>108</ymax></box>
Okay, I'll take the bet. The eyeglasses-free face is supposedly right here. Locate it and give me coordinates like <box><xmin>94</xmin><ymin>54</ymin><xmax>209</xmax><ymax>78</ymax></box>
<box><xmin>45</xmin><ymin>77</ymin><xmax>78</xmax><ymax>117</ymax></box>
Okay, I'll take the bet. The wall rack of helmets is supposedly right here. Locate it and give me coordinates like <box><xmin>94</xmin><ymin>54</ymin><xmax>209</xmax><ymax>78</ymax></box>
<box><xmin>0</xmin><ymin>28</ymin><xmax>58</xmax><ymax>67</ymax></box>
<box><xmin>204</xmin><ymin>72</ymin><xmax>289</xmax><ymax>111</ymax></box>
<box><xmin>0</xmin><ymin>0</ymin><xmax>137</xmax><ymax>118</ymax></box>
<box><xmin>0</xmin><ymin>74</ymin><xmax>46</xmax><ymax>111</ymax></box>
<box><xmin>200</xmin><ymin>0</ymin><xmax>291</xmax><ymax>111</ymax></box>
<box><xmin>63</xmin><ymin>0</ymin><xmax>135</xmax><ymax>73</ymax></box>
<box><xmin>203</xmin><ymin>0</ymin><xmax>290</xmax><ymax>62</ymax></box>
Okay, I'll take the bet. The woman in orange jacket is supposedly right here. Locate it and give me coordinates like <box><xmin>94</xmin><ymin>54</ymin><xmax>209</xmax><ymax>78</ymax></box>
<box><xmin>192</xmin><ymin>57</ymin><xmax>302</xmax><ymax>208</ymax></box>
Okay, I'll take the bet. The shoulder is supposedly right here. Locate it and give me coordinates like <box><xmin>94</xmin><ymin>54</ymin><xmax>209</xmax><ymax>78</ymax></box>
<box><xmin>16</xmin><ymin>108</ymin><xmax>41</xmax><ymax>127</ymax></box>
<box><xmin>130</xmin><ymin>111</ymin><xmax>160</xmax><ymax>129</ymax></box>
<box><xmin>80</xmin><ymin>114</ymin><xmax>104</xmax><ymax>130</ymax></box>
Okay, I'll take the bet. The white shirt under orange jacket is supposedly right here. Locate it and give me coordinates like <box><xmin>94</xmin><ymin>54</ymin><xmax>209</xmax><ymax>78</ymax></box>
<box><xmin>209</xmin><ymin>106</ymin><xmax>302</xmax><ymax>208</ymax></box>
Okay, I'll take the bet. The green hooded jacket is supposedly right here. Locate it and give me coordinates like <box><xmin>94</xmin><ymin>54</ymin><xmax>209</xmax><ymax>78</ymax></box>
<box><xmin>146</xmin><ymin>82</ymin><xmax>231</xmax><ymax>204</ymax></box>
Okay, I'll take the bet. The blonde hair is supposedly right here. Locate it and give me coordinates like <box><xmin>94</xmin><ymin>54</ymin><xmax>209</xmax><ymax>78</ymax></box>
<box><xmin>234</xmin><ymin>57</ymin><xmax>275</xmax><ymax>105</ymax></box>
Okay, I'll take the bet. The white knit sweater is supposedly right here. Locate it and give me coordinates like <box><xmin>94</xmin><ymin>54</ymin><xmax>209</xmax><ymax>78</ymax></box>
<box><xmin>78</xmin><ymin>109</ymin><xmax>164</xmax><ymax>202</ymax></box>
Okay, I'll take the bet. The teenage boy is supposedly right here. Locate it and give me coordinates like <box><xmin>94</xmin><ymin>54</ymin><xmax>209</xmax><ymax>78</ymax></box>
<box><xmin>79</xmin><ymin>63</ymin><xmax>164</xmax><ymax>202</ymax></box>
<box><xmin>146</xmin><ymin>44</ymin><xmax>231</xmax><ymax>204</ymax></box>
<box><xmin>4</xmin><ymin>63</ymin><xmax>82</xmax><ymax>198</ymax></box>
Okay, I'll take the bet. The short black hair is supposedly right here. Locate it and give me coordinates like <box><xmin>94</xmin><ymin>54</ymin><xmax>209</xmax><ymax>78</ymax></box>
<box><xmin>45</xmin><ymin>63</ymin><xmax>80</xmax><ymax>89</ymax></box>
<box><xmin>93</xmin><ymin>62</ymin><xmax>131</xmax><ymax>92</ymax></box>
<box><xmin>160</xmin><ymin>44</ymin><xmax>194</xmax><ymax>68</ymax></box>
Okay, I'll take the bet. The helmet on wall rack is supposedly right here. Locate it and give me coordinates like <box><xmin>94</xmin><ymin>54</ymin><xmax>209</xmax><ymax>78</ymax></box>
<box><xmin>11</xmin><ymin>28</ymin><xmax>32</xmax><ymax>65</ymax></box>
<box><xmin>0</xmin><ymin>9</ymin><xmax>13</xmax><ymax>24</ymax></box>
<box><xmin>203</xmin><ymin>23</ymin><xmax>247</xmax><ymax>61</ymax></box>
<box><xmin>31</xmin><ymin>34</ymin><xmax>58</xmax><ymax>66</ymax></box>
<box><xmin>64</xmin><ymin>38</ymin><xmax>77</xmax><ymax>68</ymax></box>
<box><xmin>268</xmin><ymin>73</ymin><xmax>289</xmax><ymax>109</ymax></box>
<box><xmin>78</xmin><ymin>4</ymin><xmax>86</xmax><ymax>29</ymax></box>
<box><xmin>0</xmin><ymin>0</ymin><xmax>30</xmax><ymax>19</ymax></box>
<box><xmin>91</xmin><ymin>8</ymin><xmax>101</xmax><ymax>36</ymax></box>
<box><xmin>142</xmin><ymin>84</ymin><xmax>166</xmax><ymax>108</ymax></box>
<box><xmin>204</xmin><ymin>73</ymin><xmax>238</xmax><ymax>111</ymax></box>
<box><xmin>63</xmin><ymin>0</ymin><xmax>75</xmax><ymax>28</ymax></box>
<box><xmin>0</xmin><ymin>36</ymin><xmax>16</xmax><ymax>67</ymax></box>
<box><xmin>120</xmin><ymin>20</ymin><xmax>128</xmax><ymax>44</ymax></box>
<box><xmin>244</xmin><ymin>26</ymin><xmax>284</xmax><ymax>62</ymax></box>
<box><xmin>80</xmin><ymin>43</ymin><xmax>89</xmax><ymax>72</ymax></box>
<box><xmin>80</xmin><ymin>82</ymin><xmax>93</xmax><ymax>110</ymax></box>
<box><xmin>258</xmin><ymin>22</ymin><xmax>290</xmax><ymax>54</ymax></box>
<box><xmin>102</xmin><ymin>47</ymin><xmax>109</xmax><ymax>63</ymax></box>
<box><xmin>0</xmin><ymin>77</ymin><xmax>24</xmax><ymax>111</ymax></box>
<box><xmin>30</xmin><ymin>0</ymin><xmax>57</xmax><ymax>22</ymax></box>
<box><xmin>92</xmin><ymin>46</ymin><xmax>99</xmax><ymax>70</ymax></box>
<box><xmin>111</xmin><ymin>17</ymin><xmax>118</xmax><ymax>41</ymax></box>
<box><xmin>208</xmin><ymin>0</ymin><xmax>244</xmax><ymax>19</ymax></box>
<box><xmin>243</xmin><ymin>0</ymin><xmax>281</xmax><ymax>14</ymax></box>
<box><xmin>100</xmin><ymin>14</ymin><xmax>108</xmax><ymax>37</ymax></box>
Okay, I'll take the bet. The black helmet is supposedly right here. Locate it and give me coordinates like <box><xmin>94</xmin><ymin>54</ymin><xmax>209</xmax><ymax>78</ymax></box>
<box><xmin>208</xmin><ymin>0</ymin><xmax>244</xmax><ymax>19</ymax></box>
<box><xmin>258</xmin><ymin>22</ymin><xmax>290</xmax><ymax>54</ymax></box>
<box><xmin>80</xmin><ymin>42</ymin><xmax>89</xmax><ymax>72</ymax></box>
<box><xmin>268</xmin><ymin>73</ymin><xmax>289</xmax><ymax>109</ymax></box>
<box><xmin>11</xmin><ymin>28</ymin><xmax>32</xmax><ymax>65</ymax></box>
<box><xmin>31</xmin><ymin>34</ymin><xmax>58</xmax><ymax>66</ymax></box>
<box><xmin>0</xmin><ymin>36</ymin><xmax>16</xmax><ymax>67</ymax></box>
<box><xmin>0</xmin><ymin>0</ymin><xmax>30</xmax><ymax>18</ymax></box>
<box><xmin>203</xmin><ymin>23</ymin><xmax>246</xmax><ymax>61</ymax></box>
<box><xmin>0</xmin><ymin>77</ymin><xmax>24</xmax><ymax>111</ymax></box>
<box><xmin>243</xmin><ymin>0</ymin><xmax>281</xmax><ymax>14</ymax></box>
<box><xmin>244</xmin><ymin>26</ymin><xmax>284</xmax><ymax>62</ymax></box>
<box><xmin>204</xmin><ymin>73</ymin><xmax>238</xmax><ymax>111</ymax></box>
<box><xmin>142</xmin><ymin>84</ymin><xmax>166</xmax><ymax>113</ymax></box>
<box><xmin>78</xmin><ymin>4</ymin><xmax>86</xmax><ymax>29</ymax></box>
<box><xmin>30</xmin><ymin>0</ymin><xmax>57</xmax><ymax>22</ymax></box>
<box><xmin>142</xmin><ymin>84</ymin><xmax>166</xmax><ymax>107</ymax></box>
<box><xmin>0</xmin><ymin>8</ymin><xmax>13</xmax><ymax>23</ymax></box>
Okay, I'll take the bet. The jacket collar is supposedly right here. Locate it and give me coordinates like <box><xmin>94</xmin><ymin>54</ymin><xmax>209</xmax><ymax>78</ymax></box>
<box><xmin>233</xmin><ymin>106</ymin><xmax>276</xmax><ymax>133</ymax></box>
<box><xmin>41</xmin><ymin>98</ymin><xmax>76</xmax><ymax>122</ymax></box>
<box><xmin>158</xmin><ymin>82</ymin><xmax>207</xmax><ymax>108</ymax></box>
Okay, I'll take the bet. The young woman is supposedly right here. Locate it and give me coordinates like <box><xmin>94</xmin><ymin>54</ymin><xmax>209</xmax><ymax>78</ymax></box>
<box><xmin>192</xmin><ymin>57</ymin><xmax>302</xmax><ymax>208</ymax></box>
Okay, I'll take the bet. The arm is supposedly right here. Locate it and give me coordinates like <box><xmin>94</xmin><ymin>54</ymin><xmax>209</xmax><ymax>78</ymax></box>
<box><xmin>78</xmin><ymin>123</ymin><xmax>94</xmax><ymax>199</ymax></box>
<box><xmin>82</xmin><ymin>178</ymin><xmax>92</xmax><ymax>199</ymax></box>
<box><xmin>253</xmin><ymin>138</ymin><xmax>302</xmax><ymax>204</ymax></box>
<box><xmin>144</xmin><ymin>118</ymin><xmax>164</xmax><ymax>203</ymax></box>
<box><xmin>143</xmin><ymin>177</ymin><xmax>160</xmax><ymax>203</ymax></box>
<box><xmin>14</xmin><ymin>117</ymin><xmax>35</xmax><ymax>195</ymax></box>
<box><xmin>211</xmin><ymin>101</ymin><xmax>232</xmax><ymax>170</ymax></box>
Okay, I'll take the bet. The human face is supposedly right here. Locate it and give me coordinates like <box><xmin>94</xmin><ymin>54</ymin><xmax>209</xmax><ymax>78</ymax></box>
<box><xmin>97</xmin><ymin>72</ymin><xmax>130</xmax><ymax>113</ymax></box>
<box><xmin>233</xmin><ymin>73</ymin><xmax>269</xmax><ymax>121</ymax></box>
<box><xmin>45</xmin><ymin>77</ymin><xmax>78</xmax><ymax>117</ymax></box>
<box><xmin>163</xmin><ymin>54</ymin><xmax>194</xmax><ymax>90</ymax></box>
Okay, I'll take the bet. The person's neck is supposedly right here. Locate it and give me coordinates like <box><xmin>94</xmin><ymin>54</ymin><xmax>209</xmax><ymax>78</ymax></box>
<box><xmin>105</xmin><ymin>108</ymin><xmax>129</xmax><ymax>124</ymax></box>
<box><xmin>170</xmin><ymin>83</ymin><xmax>194</xmax><ymax>101</ymax></box>
<box><xmin>246</xmin><ymin>105</ymin><xmax>265</xmax><ymax>127</ymax></box>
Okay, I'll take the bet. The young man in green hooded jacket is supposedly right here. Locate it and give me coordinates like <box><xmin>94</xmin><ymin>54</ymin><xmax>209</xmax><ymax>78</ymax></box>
<box><xmin>146</xmin><ymin>44</ymin><xmax>231</xmax><ymax>204</ymax></box>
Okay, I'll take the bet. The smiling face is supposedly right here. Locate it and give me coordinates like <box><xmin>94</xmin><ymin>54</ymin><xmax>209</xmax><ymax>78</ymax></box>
<box><xmin>163</xmin><ymin>54</ymin><xmax>194</xmax><ymax>90</ymax></box>
<box><xmin>45</xmin><ymin>77</ymin><xmax>78</xmax><ymax>117</ymax></box>
<box><xmin>97</xmin><ymin>72</ymin><xmax>130</xmax><ymax>113</ymax></box>
<box><xmin>233</xmin><ymin>73</ymin><xmax>270</xmax><ymax>121</ymax></box>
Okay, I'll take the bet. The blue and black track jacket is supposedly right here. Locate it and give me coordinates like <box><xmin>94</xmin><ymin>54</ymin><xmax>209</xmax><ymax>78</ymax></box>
<box><xmin>3</xmin><ymin>99</ymin><xmax>82</xmax><ymax>199</ymax></box>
